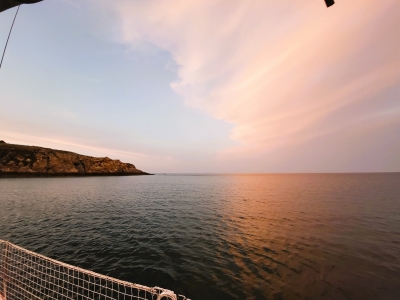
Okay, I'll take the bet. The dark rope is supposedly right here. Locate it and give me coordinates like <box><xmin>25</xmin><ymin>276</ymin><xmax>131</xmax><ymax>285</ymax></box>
<box><xmin>0</xmin><ymin>5</ymin><xmax>21</xmax><ymax>71</ymax></box>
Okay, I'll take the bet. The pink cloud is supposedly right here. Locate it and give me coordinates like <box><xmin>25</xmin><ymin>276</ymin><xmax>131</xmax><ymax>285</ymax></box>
<box><xmin>100</xmin><ymin>0</ymin><xmax>400</xmax><ymax>170</ymax></box>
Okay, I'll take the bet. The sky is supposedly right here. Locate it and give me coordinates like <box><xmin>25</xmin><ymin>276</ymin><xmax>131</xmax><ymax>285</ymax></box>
<box><xmin>0</xmin><ymin>0</ymin><xmax>399</xmax><ymax>173</ymax></box>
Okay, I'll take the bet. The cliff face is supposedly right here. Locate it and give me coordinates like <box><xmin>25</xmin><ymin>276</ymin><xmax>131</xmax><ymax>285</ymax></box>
<box><xmin>0</xmin><ymin>141</ymin><xmax>149</xmax><ymax>176</ymax></box>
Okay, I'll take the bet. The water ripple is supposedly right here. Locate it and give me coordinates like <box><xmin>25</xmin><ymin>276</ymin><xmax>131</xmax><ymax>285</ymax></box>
<box><xmin>1</xmin><ymin>173</ymin><xmax>400</xmax><ymax>299</ymax></box>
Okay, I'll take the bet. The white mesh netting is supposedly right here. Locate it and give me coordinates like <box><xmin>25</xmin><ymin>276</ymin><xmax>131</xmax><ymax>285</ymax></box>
<box><xmin>0</xmin><ymin>240</ymin><xmax>189</xmax><ymax>300</ymax></box>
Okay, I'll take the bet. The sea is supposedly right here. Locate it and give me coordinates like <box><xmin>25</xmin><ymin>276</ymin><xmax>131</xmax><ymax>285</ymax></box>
<box><xmin>0</xmin><ymin>173</ymin><xmax>399</xmax><ymax>300</ymax></box>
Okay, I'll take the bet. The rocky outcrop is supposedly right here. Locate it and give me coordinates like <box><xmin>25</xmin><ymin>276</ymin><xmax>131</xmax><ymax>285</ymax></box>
<box><xmin>0</xmin><ymin>141</ymin><xmax>150</xmax><ymax>176</ymax></box>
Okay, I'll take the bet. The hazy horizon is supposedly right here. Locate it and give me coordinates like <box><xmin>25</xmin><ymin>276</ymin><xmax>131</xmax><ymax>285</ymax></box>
<box><xmin>1</xmin><ymin>0</ymin><xmax>399</xmax><ymax>173</ymax></box>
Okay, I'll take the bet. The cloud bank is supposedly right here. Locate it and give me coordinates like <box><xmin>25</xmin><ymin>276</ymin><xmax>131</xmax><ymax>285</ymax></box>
<box><xmin>101</xmin><ymin>0</ymin><xmax>400</xmax><ymax>171</ymax></box>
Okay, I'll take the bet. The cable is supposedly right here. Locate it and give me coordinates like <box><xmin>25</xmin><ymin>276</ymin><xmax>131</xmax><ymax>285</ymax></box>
<box><xmin>0</xmin><ymin>5</ymin><xmax>21</xmax><ymax>71</ymax></box>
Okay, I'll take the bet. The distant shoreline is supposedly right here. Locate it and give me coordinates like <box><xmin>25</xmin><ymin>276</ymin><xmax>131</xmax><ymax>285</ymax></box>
<box><xmin>0</xmin><ymin>141</ymin><xmax>151</xmax><ymax>176</ymax></box>
<box><xmin>0</xmin><ymin>172</ymin><xmax>153</xmax><ymax>178</ymax></box>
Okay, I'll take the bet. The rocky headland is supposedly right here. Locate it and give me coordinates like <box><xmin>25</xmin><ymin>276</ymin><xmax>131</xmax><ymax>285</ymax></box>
<box><xmin>0</xmin><ymin>141</ymin><xmax>150</xmax><ymax>177</ymax></box>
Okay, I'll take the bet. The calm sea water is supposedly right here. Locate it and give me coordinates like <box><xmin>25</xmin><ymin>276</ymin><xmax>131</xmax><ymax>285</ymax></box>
<box><xmin>0</xmin><ymin>173</ymin><xmax>399</xmax><ymax>300</ymax></box>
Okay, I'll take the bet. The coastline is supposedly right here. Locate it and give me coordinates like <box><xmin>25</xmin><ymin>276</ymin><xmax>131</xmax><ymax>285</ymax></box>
<box><xmin>0</xmin><ymin>141</ymin><xmax>150</xmax><ymax>177</ymax></box>
<box><xmin>0</xmin><ymin>172</ymin><xmax>153</xmax><ymax>178</ymax></box>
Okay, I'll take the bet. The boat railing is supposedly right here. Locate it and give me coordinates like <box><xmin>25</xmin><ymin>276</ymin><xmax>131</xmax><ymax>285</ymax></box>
<box><xmin>0</xmin><ymin>239</ymin><xmax>189</xmax><ymax>300</ymax></box>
